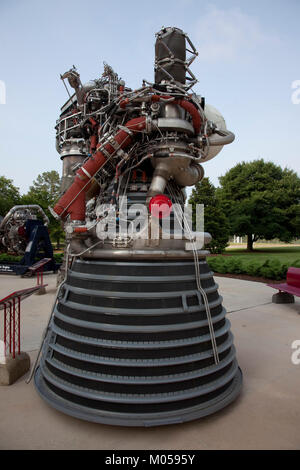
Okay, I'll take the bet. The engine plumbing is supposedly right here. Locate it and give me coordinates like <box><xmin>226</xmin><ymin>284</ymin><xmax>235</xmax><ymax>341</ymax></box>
<box><xmin>53</xmin><ymin>26</ymin><xmax>234</xmax><ymax>250</ymax></box>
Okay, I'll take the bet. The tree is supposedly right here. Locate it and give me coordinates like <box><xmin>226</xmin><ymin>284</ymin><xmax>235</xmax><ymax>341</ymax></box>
<box><xmin>21</xmin><ymin>171</ymin><xmax>64</xmax><ymax>249</ymax></box>
<box><xmin>217</xmin><ymin>159</ymin><xmax>300</xmax><ymax>251</ymax></box>
<box><xmin>0</xmin><ymin>176</ymin><xmax>21</xmax><ymax>216</ymax></box>
<box><xmin>26</xmin><ymin>170</ymin><xmax>60</xmax><ymax>203</ymax></box>
<box><xmin>188</xmin><ymin>177</ymin><xmax>230</xmax><ymax>253</ymax></box>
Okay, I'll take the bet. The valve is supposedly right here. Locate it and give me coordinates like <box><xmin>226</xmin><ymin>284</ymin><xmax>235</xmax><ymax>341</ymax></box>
<box><xmin>149</xmin><ymin>194</ymin><xmax>172</xmax><ymax>219</ymax></box>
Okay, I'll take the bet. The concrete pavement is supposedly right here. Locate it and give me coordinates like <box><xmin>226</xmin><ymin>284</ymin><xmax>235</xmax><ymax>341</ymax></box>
<box><xmin>0</xmin><ymin>273</ymin><xmax>299</xmax><ymax>449</ymax></box>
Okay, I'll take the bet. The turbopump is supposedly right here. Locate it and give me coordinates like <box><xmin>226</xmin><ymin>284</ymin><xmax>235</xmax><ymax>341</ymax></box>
<box><xmin>34</xmin><ymin>27</ymin><xmax>242</xmax><ymax>427</ymax></box>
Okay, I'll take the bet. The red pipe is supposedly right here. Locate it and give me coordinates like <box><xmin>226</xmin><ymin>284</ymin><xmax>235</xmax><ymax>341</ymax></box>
<box><xmin>120</xmin><ymin>95</ymin><xmax>201</xmax><ymax>135</ymax></box>
<box><xmin>176</xmin><ymin>99</ymin><xmax>201</xmax><ymax>135</ymax></box>
<box><xmin>151</xmin><ymin>95</ymin><xmax>201</xmax><ymax>135</ymax></box>
<box><xmin>89</xmin><ymin>117</ymin><xmax>97</xmax><ymax>127</ymax></box>
<box><xmin>89</xmin><ymin>119</ymin><xmax>99</xmax><ymax>153</ymax></box>
<box><xmin>73</xmin><ymin>227</ymin><xmax>88</xmax><ymax>233</ymax></box>
<box><xmin>120</xmin><ymin>98</ymin><xmax>129</xmax><ymax>109</ymax></box>
<box><xmin>90</xmin><ymin>134</ymin><xmax>98</xmax><ymax>153</ymax></box>
<box><xmin>53</xmin><ymin>116</ymin><xmax>147</xmax><ymax>221</ymax></box>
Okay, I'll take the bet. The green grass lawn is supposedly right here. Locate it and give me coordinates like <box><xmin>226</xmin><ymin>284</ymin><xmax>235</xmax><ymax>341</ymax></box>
<box><xmin>223</xmin><ymin>246</ymin><xmax>300</xmax><ymax>263</ymax></box>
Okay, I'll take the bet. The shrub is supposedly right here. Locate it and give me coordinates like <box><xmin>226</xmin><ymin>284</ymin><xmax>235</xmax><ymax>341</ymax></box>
<box><xmin>54</xmin><ymin>253</ymin><xmax>63</xmax><ymax>263</ymax></box>
<box><xmin>207</xmin><ymin>256</ymin><xmax>228</xmax><ymax>273</ymax></box>
<box><xmin>207</xmin><ymin>255</ymin><xmax>289</xmax><ymax>280</ymax></box>
<box><xmin>223</xmin><ymin>257</ymin><xmax>244</xmax><ymax>274</ymax></box>
<box><xmin>0</xmin><ymin>253</ymin><xmax>22</xmax><ymax>262</ymax></box>
<box><xmin>208</xmin><ymin>238</ymin><xmax>229</xmax><ymax>254</ymax></box>
<box><xmin>258</xmin><ymin>259</ymin><xmax>287</xmax><ymax>280</ymax></box>
<box><xmin>290</xmin><ymin>259</ymin><xmax>300</xmax><ymax>268</ymax></box>
<box><xmin>0</xmin><ymin>252</ymin><xmax>63</xmax><ymax>264</ymax></box>
<box><xmin>244</xmin><ymin>260</ymin><xmax>261</xmax><ymax>277</ymax></box>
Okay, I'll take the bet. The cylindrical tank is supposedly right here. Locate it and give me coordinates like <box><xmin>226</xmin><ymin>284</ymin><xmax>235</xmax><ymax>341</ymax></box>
<box><xmin>202</xmin><ymin>103</ymin><xmax>227</xmax><ymax>161</ymax></box>
<box><xmin>59</xmin><ymin>139</ymin><xmax>87</xmax><ymax>194</ymax></box>
<box><xmin>155</xmin><ymin>27</ymin><xmax>186</xmax><ymax>85</ymax></box>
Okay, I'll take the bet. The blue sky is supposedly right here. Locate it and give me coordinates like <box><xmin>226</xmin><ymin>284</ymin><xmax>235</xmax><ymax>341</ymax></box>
<box><xmin>0</xmin><ymin>0</ymin><xmax>299</xmax><ymax>196</ymax></box>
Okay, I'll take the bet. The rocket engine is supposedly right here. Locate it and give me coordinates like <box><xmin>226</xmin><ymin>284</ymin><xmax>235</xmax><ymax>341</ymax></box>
<box><xmin>34</xmin><ymin>27</ymin><xmax>242</xmax><ymax>426</ymax></box>
<box><xmin>0</xmin><ymin>205</ymin><xmax>49</xmax><ymax>255</ymax></box>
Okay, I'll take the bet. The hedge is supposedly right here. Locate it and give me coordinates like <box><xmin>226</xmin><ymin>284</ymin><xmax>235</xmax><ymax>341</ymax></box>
<box><xmin>0</xmin><ymin>253</ymin><xmax>63</xmax><ymax>263</ymax></box>
<box><xmin>0</xmin><ymin>254</ymin><xmax>22</xmax><ymax>262</ymax></box>
<box><xmin>1</xmin><ymin>251</ymin><xmax>299</xmax><ymax>280</ymax></box>
<box><xmin>207</xmin><ymin>256</ymin><xmax>300</xmax><ymax>280</ymax></box>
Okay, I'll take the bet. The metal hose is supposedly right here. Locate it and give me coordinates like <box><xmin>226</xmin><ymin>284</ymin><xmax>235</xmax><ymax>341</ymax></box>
<box><xmin>208</xmin><ymin>129</ymin><xmax>235</xmax><ymax>146</ymax></box>
<box><xmin>0</xmin><ymin>205</ymin><xmax>49</xmax><ymax>230</ymax></box>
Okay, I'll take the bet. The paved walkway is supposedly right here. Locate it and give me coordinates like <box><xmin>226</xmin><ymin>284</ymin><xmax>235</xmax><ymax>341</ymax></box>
<box><xmin>0</xmin><ymin>274</ymin><xmax>299</xmax><ymax>450</ymax></box>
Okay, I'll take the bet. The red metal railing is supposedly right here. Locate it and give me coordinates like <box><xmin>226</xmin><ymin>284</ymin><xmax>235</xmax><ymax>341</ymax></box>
<box><xmin>0</xmin><ymin>286</ymin><xmax>45</xmax><ymax>358</ymax></box>
<box><xmin>27</xmin><ymin>258</ymin><xmax>51</xmax><ymax>287</ymax></box>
